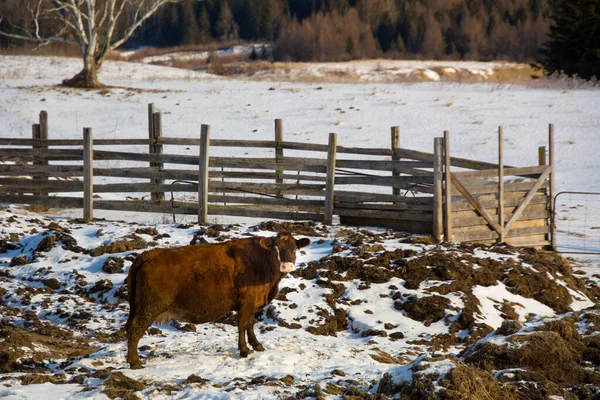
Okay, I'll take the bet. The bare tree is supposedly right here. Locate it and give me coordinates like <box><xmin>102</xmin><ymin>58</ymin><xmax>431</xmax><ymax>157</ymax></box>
<box><xmin>0</xmin><ymin>0</ymin><xmax>182</xmax><ymax>88</ymax></box>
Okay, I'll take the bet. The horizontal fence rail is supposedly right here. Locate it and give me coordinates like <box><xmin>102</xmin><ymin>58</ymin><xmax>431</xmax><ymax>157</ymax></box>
<box><xmin>0</xmin><ymin>107</ymin><xmax>555</xmax><ymax>248</ymax></box>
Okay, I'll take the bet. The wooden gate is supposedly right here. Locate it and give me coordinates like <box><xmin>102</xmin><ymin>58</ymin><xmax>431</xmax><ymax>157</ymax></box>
<box><xmin>443</xmin><ymin>127</ymin><xmax>555</xmax><ymax>248</ymax></box>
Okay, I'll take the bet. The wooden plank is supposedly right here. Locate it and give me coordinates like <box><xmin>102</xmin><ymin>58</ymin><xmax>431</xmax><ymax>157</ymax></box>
<box><xmin>336</xmin><ymin>159</ymin><xmax>433</xmax><ymax>171</ymax></box>
<box><xmin>335</xmin><ymin>202</ymin><xmax>434</xmax><ymax>212</ymax></box>
<box><xmin>391</xmin><ymin>126</ymin><xmax>400</xmax><ymax>196</ymax></box>
<box><xmin>503</xmin><ymin>166</ymin><xmax>551</xmax><ymax>234</ymax></box>
<box><xmin>94</xmin><ymin>150</ymin><xmax>198</xmax><ymax>165</ymax></box>
<box><xmin>208</xmin><ymin>203</ymin><xmax>323</xmax><ymax>213</ymax></box>
<box><xmin>505</xmin><ymin>235</ymin><xmax>549</xmax><ymax>248</ymax></box>
<box><xmin>451</xmin><ymin>180</ymin><xmax>549</xmax><ymax>196</ymax></box>
<box><xmin>433</xmin><ymin>137</ymin><xmax>443</xmax><ymax>241</ymax></box>
<box><xmin>95</xmin><ymin>200</ymin><xmax>198</xmax><ymax>215</ymax></box>
<box><xmin>451</xmin><ymin>225</ymin><xmax>550</xmax><ymax>242</ymax></box>
<box><xmin>452</xmin><ymin>210</ymin><xmax>549</xmax><ymax>228</ymax></box>
<box><xmin>453</xmin><ymin>203</ymin><xmax>548</xmax><ymax>219</ymax></box>
<box><xmin>208</xmin><ymin>206</ymin><xmax>324</xmax><ymax>221</ymax></box>
<box><xmin>452</xmin><ymin>192</ymin><xmax>547</xmax><ymax>211</ymax></box>
<box><xmin>0</xmin><ymin>165</ymin><xmax>84</xmax><ymax>177</ymax></box>
<box><xmin>324</xmin><ymin>133</ymin><xmax>337</xmax><ymax>225</ymax></box>
<box><xmin>0</xmin><ymin>138</ymin><xmax>153</xmax><ymax>146</ymax></box>
<box><xmin>336</xmin><ymin>145</ymin><xmax>392</xmax><ymax>156</ymax></box>
<box><xmin>275</xmin><ymin>119</ymin><xmax>283</xmax><ymax>198</ymax></box>
<box><xmin>208</xmin><ymin>195</ymin><xmax>324</xmax><ymax>208</ymax></box>
<box><xmin>0</xmin><ymin>194</ymin><xmax>83</xmax><ymax>208</ymax></box>
<box><xmin>280</xmin><ymin>141</ymin><xmax>328</xmax><ymax>152</ymax></box>
<box><xmin>95</xmin><ymin>168</ymin><xmax>327</xmax><ymax>182</ymax></box>
<box><xmin>83</xmin><ymin>128</ymin><xmax>93</xmax><ymax>221</ymax></box>
<box><xmin>549</xmin><ymin>124</ymin><xmax>556</xmax><ymax>250</ymax></box>
<box><xmin>211</xmin><ymin>139</ymin><xmax>276</xmax><ymax>148</ymax></box>
<box><xmin>335</xmin><ymin>208</ymin><xmax>433</xmax><ymax>222</ymax></box>
<box><xmin>451</xmin><ymin>165</ymin><xmax>548</xmax><ymax>180</ymax></box>
<box><xmin>0</xmin><ymin>183</ymin><xmax>83</xmax><ymax>193</ymax></box>
<box><xmin>451</xmin><ymin>173</ymin><xmax>503</xmax><ymax>236</ymax></box>
<box><xmin>395</xmin><ymin>147</ymin><xmax>514</xmax><ymax>170</ymax></box>
<box><xmin>335</xmin><ymin>190</ymin><xmax>434</xmax><ymax>204</ymax></box>
<box><xmin>339</xmin><ymin>215</ymin><xmax>432</xmax><ymax>234</ymax></box>
<box><xmin>444</xmin><ymin>131</ymin><xmax>452</xmax><ymax>241</ymax></box>
<box><xmin>498</xmin><ymin>126</ymin><xmax>505</xmax><ymax>243</ymax></box>
<box><xmin>335</xmin><ymin>175</ymin><xmax>434</xmax><ymax>186</ymax></box>
<box><xmin>199</xmin><ymin>125</ymin><xmax>210</xmax><ymax>224</ymax></box>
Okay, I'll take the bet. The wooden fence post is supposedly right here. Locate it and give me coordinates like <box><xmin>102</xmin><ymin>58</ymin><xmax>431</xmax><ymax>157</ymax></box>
<box><xmin>324</xmin><ymin>133</ymin><xmax>337</xmax><ymax>225</ymax></box>
<box><xmin>39</xmin><ymin>111</ymin><xmax>49</xmax><ymax>196</ymax></box>
<box><xmin>433</xmin><ymin>137</ymin><xmax>443</xmax><ymax>241</ymax></box>
<box><xmin>538</xmin><ymin>146</ymin><xmax>546</xmax><ymax>166</ymax></box>
<box><xmin>151</xmin><ymin>111</ymin><xmax>164</xmax><ymax>201</ymax></box>
<box><xmin>391</xmin><ymin>126</ymin><xmax>400</xmax><ymax>196</ymax></box>
<box><xmin>549</xmin><ymin>124</ymin><xmax>556</xmax><ymax>250</ymax></box>
<box><xmin>498</xmin><ymin>126</ymin><xmax>505</xmax><ymax>243</ymax></box>
<box><xmin>443</xmin><ymin>130</ymin><xmax>452</xmax><ymax>241</ymax></box>
<box><xmin>31</xmin><ymin>123</ymin><xmax>42</xmax><ymax>196</ymax></box>
<box><xmin>198</xmin><ymin>124</ymin><xmax>210</xmax><ymax>224</ymax></box>
<box><xmin>275</xmin><ymin>119</ymin><xmax>283</xmax><ymax>198</ymax></box>
<box><xmin>83</xmin><ymin>128</ymin><xmax>93</xmax><ymax>221</ymax></box>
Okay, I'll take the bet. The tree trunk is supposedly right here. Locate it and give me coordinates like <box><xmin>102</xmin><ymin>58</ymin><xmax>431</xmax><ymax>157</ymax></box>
<box><xmin>62</xmin><ymin>54</ymin><xmax>103</xmax><ymax>88</ymax></box>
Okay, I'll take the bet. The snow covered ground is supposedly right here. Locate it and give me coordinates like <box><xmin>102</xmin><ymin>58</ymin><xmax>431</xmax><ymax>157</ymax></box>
<box><xmin>0</xmin><ymin>56</ymin><xmax>599</xmax><ymax>399</ymax></box>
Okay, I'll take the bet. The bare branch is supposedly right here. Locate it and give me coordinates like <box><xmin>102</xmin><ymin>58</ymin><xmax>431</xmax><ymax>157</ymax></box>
<box><xmin>110</xmin><ymin>0</ymin><xmax>181</xmax><ymax>50</ymax></box>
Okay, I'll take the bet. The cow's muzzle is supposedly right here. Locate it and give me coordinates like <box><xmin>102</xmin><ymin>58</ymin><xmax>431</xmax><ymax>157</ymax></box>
<box><xmin>280</xmin><ymin>262</ymin><xmax>295</xmax><ymax>273</ymax></box>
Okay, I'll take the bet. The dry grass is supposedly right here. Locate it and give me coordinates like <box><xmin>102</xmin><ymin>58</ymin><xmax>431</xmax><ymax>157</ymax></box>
<box><xmin>0</xmin><ymin>42</ymin><xmax>123</xmax><ymax>60</ymax></box>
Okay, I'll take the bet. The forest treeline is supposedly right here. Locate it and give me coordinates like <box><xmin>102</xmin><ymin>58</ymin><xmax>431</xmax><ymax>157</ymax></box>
<box><xmin>1</xmin><ymin>0</ymin><xmax>598</xmax><ymax>79</ymax></box>
<box><xmin>134</xmin><ymin>0</ymin><xmax>552</xmax><ymax>63</ymax></box>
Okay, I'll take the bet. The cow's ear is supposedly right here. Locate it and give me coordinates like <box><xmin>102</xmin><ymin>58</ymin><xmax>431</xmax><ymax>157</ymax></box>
<box><xmin>259</xmin><ymin>236</ymin><xmax>276</xmax><ymax>250</ymax></box>
<box><xmin>296</xmin><ymin>238</ymin><xmax>310</xmax><ymax>248</ymax></box>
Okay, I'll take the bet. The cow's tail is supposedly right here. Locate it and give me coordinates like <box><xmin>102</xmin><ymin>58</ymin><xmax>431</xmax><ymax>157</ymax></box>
<box><xmin>125</xmin><ymin>254</ymin><xmax>143</xmax><ymax>334</ymax></box>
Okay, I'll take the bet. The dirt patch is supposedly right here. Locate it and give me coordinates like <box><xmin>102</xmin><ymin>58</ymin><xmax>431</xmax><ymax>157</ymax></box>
<box><xmin>102</xmin><ymin>257</ymin><xmax>124</xmax><ymax>274</ymax></box>
<box><xmin>90</xmin><ymin>234</ymin><xmax>148</xmax><ymax>257</ymax></box>
<box><xmin>20</xmin><ymin>373</ymin><xmax>67</xmax><ymax>385</ymax></box>
<box><xmin>252</xmin><ymin>221</ymin><xmax>328</xmax><ymax>237</ymax></box>
<box><xmin>10</xmin><ymin>255</ymin><xmax>30</xmax><ymax>266</ymax></box>
<box><xmin>0</xmin><ymin>323</ymin><xmax>97</xmax><ymax>373</ymax></box>
<box><xmin>438</xmin><ymin>364</ymin><xmax>518</xmax><ymax>400</ymax></box>
<box><xmin>135</xmin><ymin>227</ymin><xmax>158</xmax><ymax>236</ymax></box>
<box><xmin>305</xmin><ymin>308</ymin><xmax>347</xmax><ymax>336</ymax></box>
<box><xmin>102</xmin><ymin>371</ymin><xmax>146</xmax><ymax>399</ymax></box>
<box><xmin>394</xmin><ymin>295</ymin><xmax>451</xmax><ymax>326</ymax></box>
<box><xmin>464</xmin><ymin>331</ymin><xmax>600</xmax><ymax>387</ymax></box>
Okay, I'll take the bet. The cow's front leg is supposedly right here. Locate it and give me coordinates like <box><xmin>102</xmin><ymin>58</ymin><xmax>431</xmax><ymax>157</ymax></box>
<box><xmin>247</xmin><ymin>317</ymin><xmax>264</xmax><ymax>352</ymax></box>
<box><xmin>237</xmin><ymin>307</ymin><xmax>253</xmax><ymax>357</ymax></box>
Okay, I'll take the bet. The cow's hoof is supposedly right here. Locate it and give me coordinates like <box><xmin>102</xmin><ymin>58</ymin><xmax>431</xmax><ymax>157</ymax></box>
<box><xmin>240</xmin><ymin>349</ymin><xmax>253</xmax><ymax>358</ymax></box>
<box><xmin>251</xmin><ymin>343</ymin><xmax>265</xmax><ymax>352</ymax></box>
<box><xmin>129</xmin><ymin>361</ymin><xmax>143</xmax><ymax>369</ymax></box>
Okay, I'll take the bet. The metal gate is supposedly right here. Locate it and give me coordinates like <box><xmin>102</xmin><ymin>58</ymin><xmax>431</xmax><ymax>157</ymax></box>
<box><xmin>554</xmin><ymin>191</ymin><xmax>600</xmax><ymax>254</ymax></box>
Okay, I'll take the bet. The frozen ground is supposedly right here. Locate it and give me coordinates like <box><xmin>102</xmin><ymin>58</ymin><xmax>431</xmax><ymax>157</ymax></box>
<box><xmin>0</xmin><ymin>56</ymin><xmax>599</xmax><ymax>399</ymax></box>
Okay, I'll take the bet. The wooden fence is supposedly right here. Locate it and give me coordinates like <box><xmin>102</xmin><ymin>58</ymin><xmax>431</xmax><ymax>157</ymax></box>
<box><xmin>0</xmin><ymin>107</ymin><xmax>555</xmax><ymax>248</ymax></box>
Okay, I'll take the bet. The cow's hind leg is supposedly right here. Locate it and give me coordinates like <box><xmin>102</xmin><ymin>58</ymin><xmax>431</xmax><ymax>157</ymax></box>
<box><xmin>246</xmin><ymin>317</ymin><xmax>264</xmax><ymax>352</ymax></box>
<box><xmin>126</xmin><ymin>311</ymin><xmax>155</xmax><ymax>369</ymax></box>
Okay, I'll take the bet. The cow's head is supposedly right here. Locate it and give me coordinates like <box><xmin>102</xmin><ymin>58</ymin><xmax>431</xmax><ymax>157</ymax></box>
<box><xmin>260</xmin><ymin>232</ymin><xmax>310</xmax><ymax>273</ymax></box>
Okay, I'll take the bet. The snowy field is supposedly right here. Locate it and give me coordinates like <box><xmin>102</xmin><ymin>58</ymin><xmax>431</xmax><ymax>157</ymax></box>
<box><xmin>0</xmin><ymin>56</ymin><xmax>599</xmax><ymax>399</ymax></box>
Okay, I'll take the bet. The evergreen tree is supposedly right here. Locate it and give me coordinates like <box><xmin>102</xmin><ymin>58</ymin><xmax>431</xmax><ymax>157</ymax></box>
<box><xmin>541</xmin><ymin>0</ymin><xmax>600</xmax><ymax>79</ymax></box>
<box><xmin>198</xmin><ymin>5</ymin><xmax>212</xmax><ymax>44</ymax></box>
<box><xmin>181</xmin><ymin>0</ymin><xmax>201</xmax><ymax>45</ymax></box>
<box><xmin>216</xmin><ymin>1</ymin><xmax>239</xmax><ymax>41</ymax></box>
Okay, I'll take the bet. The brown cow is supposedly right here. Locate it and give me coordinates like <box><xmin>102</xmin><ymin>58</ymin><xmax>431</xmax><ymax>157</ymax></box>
<box><xmin>125</xmin><ymin>232</ymin><xmax>310</xmax><ymax>369</ymax></box>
